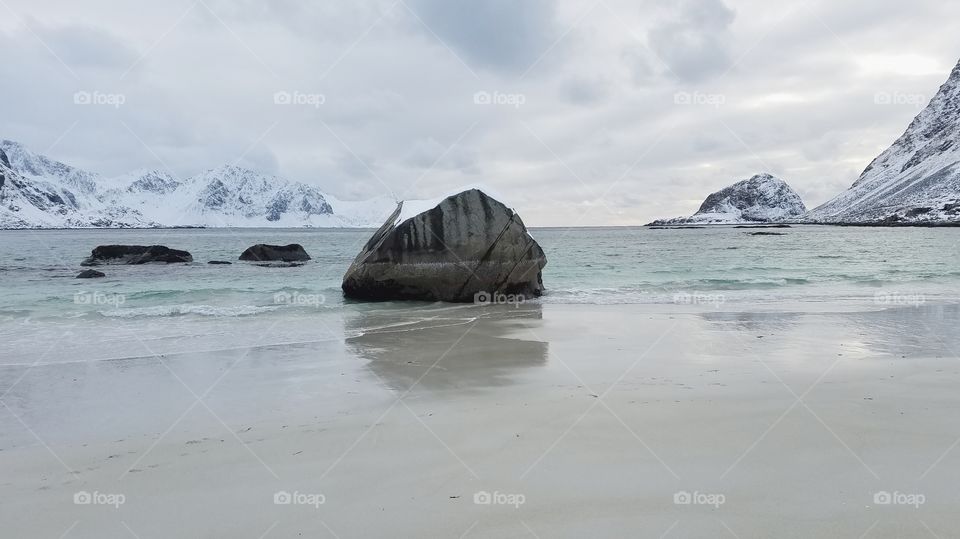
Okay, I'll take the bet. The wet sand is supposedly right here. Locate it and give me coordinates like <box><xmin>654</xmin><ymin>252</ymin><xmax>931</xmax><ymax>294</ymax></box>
<box><xmin>2</xmin><ymin>303</ymin><xmax>960</xmax><ymax>538</ymax></box>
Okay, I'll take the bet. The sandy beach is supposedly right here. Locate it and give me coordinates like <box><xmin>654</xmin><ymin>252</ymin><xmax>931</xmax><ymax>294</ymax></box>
<box><xmin>3</xmin><ymin>302</ymin><xmax>959</xmax><ymax>538</ymax></box>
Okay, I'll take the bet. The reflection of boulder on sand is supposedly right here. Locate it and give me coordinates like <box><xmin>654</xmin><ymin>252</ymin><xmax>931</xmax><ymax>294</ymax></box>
<box><xmin>342</xmin><ymin>188</ymin><xmax>547</xmax><ymax>302</ymax></box>
<box><xmin>346</xmin><ymin>304</ymin><xmax>547</xmax><ymax>390</ymax></box>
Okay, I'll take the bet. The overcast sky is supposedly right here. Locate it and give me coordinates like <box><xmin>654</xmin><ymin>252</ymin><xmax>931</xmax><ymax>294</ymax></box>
<box><xmin>2</xmin><ymin>0</ymin><xmax>959</xmax><ymax>225</ymax></box>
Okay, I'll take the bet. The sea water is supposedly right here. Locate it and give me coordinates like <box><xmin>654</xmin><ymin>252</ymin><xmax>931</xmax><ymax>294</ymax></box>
<box><xmin>1</xmin><ymin>225</ymin><xmax>958</xmax><ymax>364</ymax></box>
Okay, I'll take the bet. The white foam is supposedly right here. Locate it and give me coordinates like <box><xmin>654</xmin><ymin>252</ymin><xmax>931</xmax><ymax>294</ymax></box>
<box><xmin>99</xmin><ymin>304</ymin><xmax>280</xmax><ymax>318</ymax></box>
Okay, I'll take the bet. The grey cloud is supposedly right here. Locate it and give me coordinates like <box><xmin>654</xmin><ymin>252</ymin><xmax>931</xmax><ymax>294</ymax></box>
<box><xmin>197</xmin><ymin>0</ymin><xmax>398</xmax><ymax>41</ymax></box>
<box><xmin>405</xmin><ymin>0</ymin><xmax>560</xmax><ymax>72</ymax></box>
<box><xmin>646</xmin><ymin>0</ymin><xmax>736</xmax><ymax>82</ymax></box>
<box><xmin>559</xmin><ymin>76</ymin><xmax>609</xmax><ymax>105</ymax></box>
<box><xmin>33</xmin><ymin>21</ymin><xmax>139</xmax><ymax>69</ymax></box>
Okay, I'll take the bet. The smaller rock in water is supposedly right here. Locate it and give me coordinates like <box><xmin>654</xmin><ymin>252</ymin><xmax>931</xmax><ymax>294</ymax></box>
<box><xmin>239</xmin><ymin>244</ymin><xmax>311</xmax><ymax>262</ymax></box>
<box><xmin>253</xmin><ymin>262</ymin><xmax>305</xmax><ymax>268</ymax></box>
<box><xmin>207</xmin><ymin>260</ymin><xmax>232</xmax><ymax>265</ymax></box>
<box><xmin>76</xmin><ymin>269</ymin><xmax>105</xmax><ymax>278</ymax></box>
<box><xmin>81</xmin><ymin>245</ymin><xmax>193</xmax><ymax>266</ymax></box>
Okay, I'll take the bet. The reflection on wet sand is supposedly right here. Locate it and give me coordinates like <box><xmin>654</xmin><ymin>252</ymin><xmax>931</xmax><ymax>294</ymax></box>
<box><xmin>345</xmin><ymin>303</ymin><xmax>548</xmax><ymax>392</ymax></box>
<box><xmin>698</xmin><ymin>303</ymin><xmax>960</xmax><ymax>360</ymax></box>
<box><xmin>851</xmin><ymin>303</ymin><xmax>960</xmax><ymax>358</ymax></box>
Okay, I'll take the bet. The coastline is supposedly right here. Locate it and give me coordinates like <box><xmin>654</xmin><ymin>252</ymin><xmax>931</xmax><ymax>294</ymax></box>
<box><xmin>6</xmin><ymin>220</ymin><xmax>960</xmax><ymax>232</ymax></box>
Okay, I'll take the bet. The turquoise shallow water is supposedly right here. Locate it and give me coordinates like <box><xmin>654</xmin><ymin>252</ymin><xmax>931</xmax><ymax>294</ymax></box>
<box><xmin>1</xmin><ymin>225</ymin><xmax>960</xmax><ymax>321</ymax></box>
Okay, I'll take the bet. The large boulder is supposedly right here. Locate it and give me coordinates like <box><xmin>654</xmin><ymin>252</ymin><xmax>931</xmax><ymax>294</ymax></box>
<box><xmin>81</xmin><ymin>245</ymin><xmax>193</xmax><ymax>266</ymax></box>
<box><xmin>239</xmin><ymin>244</ymin><xmax>311</xmax><ymax>262</ymax></box>
<box><xmin>342</xmin><ymin>188</ymin><xmax>546</xmax><ymax>302</ymax></box>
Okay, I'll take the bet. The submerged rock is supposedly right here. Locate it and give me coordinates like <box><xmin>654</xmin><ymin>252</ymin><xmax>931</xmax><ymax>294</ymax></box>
<box><xmin>239</xmin><ymin>244</ymin><xmax>311</xmax><ymax>262</ymax></box>
<box><xmin>81</xmin><ymin>245</ymin><xmax>193</xmax><ymax>266</ymax></box>
<box><xmin>76</xmin><ymin>269</ymin><xmax>105</xmax><ymax>278</ymax></box>
<box><xmin>342</xmin><ymin>188</ymin><xmax>546</xmax><ymax>302</ymax></box>
<box><xmin>207</xmin><ymin>260</ymin><xmax>232</xmax><ymax>265</ymax></box>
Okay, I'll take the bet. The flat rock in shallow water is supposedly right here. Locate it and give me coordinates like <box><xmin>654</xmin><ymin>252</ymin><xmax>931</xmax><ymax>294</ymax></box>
<box><xmin>207</xmin><ymin>260</ymin><xmax>232</xmax><ymax>265</ymax></box>
<box><xmin>253</xmin><ymin>262</ymin><xmax>304</xmax><ymax>268</ymax></box>
<box><xmin>342</xmin><ymin>188</ymin><xmax>547</xmax><ymax>302</ymax></box>
<box><xmin>76</xmin><ymin>269</ymin><xmax>105</xmax><ymax>278</ymax></box>
<box><xmin>239</xmin><ymin>244</ymin><xmax>311</xmax><ymax>262</ymax></box>
<box><xmin>81</xmin><ymin>245</ymin><xmax>193</xmax><ymax>266</ymax></box>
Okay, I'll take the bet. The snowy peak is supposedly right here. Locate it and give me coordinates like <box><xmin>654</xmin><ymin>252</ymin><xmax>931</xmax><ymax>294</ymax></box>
<box><xmin>0</xmin><ymin>146</ymin><xmax>152</xmax><ymax>228</ymax></box>
<box><xmin>650</xmin><ymin>173</ymin><xmax>807</xmax><ymax>225</ymax></box>
<box><xmin>807</xmin><ymin>57</ymin><xmax>960</xmax><ymax>223</ymax></box>
<box><xmin>0</xmin><ymin>139</ymin><xmax>391</xmax><ymax>229</ymax></box>
<box><xmin>184</xmin><ymin>165</ymin><xmax>334</xmax><ymax>221</ymax></box>
<box><xmin>125</xmin><ymin>170</ymin><xmax>180</xmax><ymax>195</ymax></box>
<box><xmin>0</xmin><ymin>139</ymin><xmax>100</xmax><ymax>196</ymax></box>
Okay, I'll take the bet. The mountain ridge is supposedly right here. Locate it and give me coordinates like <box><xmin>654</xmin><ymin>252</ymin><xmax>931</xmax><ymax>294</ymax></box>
<box><xmin>805</xmin><ymin>58</ymin><xmax>960</xmax><ymax>223</ymax></box>
<box><xmin>0</xmin><ymin>140</ymin><xmax>397</xmax><ymax>229</ymax></box>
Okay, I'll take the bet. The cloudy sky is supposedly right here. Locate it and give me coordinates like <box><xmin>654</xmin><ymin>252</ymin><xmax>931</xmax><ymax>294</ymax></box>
<box><xmin>2</xmin><ymin>0</ymin><xmax>960</xmax><ymax>225</ymax></box>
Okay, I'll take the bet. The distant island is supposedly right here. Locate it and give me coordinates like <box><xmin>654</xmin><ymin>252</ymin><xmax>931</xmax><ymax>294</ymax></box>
<box><xmin>648</xmin><ymin>173</ymin><xmax>806</xmax><ymax>225</ymax></box>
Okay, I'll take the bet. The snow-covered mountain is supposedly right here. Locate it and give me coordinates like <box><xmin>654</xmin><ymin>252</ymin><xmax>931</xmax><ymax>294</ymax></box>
<box><xmin>806</xmin><ymin>58</ymin><xmax>960</xmax><ymax>224</ymax></box>
<box><xmin>649</xmin><ymin>173</ymin><xmax>807</xmax><ymax>225</ymax></box>
<box><xmin>0</xmin><ymin>139</ymin><xmax>397</xmax><ymax>228</ymax></box>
